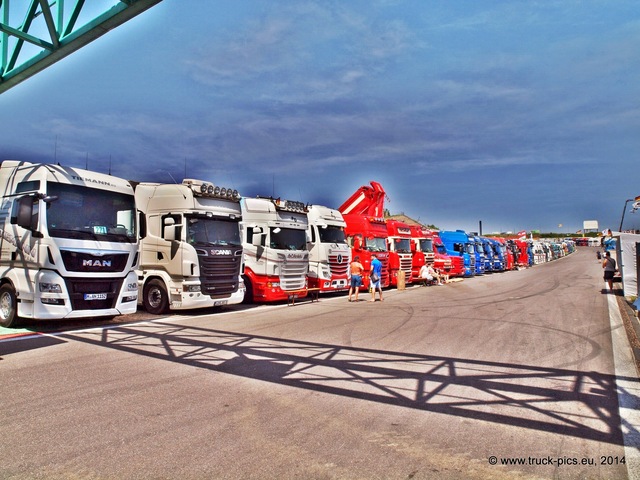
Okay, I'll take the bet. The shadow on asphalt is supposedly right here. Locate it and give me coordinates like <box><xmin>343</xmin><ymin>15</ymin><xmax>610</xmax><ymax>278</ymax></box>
<box><xmin>57</xmin><ymin>321</ymin><xmax>639</xmax><ymax>447</ymax></box>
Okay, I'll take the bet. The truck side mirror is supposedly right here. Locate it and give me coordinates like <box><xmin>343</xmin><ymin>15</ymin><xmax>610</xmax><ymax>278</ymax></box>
<box><xmin>163</xmin><ymin>217</ymin><xmax>182</xmax><ymax>241</ymax></box>
<box><xmin>249</xmin><ymin>226</ymin><xmax>264</xmax><ymax>247</ymax></box>
<box><xmin>252</xmin><ymin>233</ymin><xmax>264</xmax><ymax>247</ymax></box>
<box><xmin>138</xmin><ymin>211</ymin><xmax>147</xmax><ymax>239</ymax></box>
<box><xmin>354</xmin><ymin>236</ymin><xmax>362</xmax><ymax>251</ymax></box>
<box><xmin>13</xmin><ymin>195</ymin><xmax>37</xmax><ymax>231</ymax></box>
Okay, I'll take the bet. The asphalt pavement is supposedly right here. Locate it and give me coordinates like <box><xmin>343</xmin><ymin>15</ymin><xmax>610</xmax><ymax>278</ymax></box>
<box><xmin>1</xmin><ymin>247</ymin><xmax>639</xmax><ymax>479</ymax></box>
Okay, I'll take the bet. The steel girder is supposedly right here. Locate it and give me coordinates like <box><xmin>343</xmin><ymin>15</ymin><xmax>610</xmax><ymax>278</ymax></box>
<box><xmin>0</xmin><ymin>0</ymin><xmax>163</xmax><ymax>94</ymax></box>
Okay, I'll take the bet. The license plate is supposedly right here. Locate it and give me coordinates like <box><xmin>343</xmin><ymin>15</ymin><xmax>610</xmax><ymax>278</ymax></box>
<box><xmin>84</xmin><ymin>293</ymin><xmax>107</xmax><ymax>300</ymax></box>
<box><xmin>214</xmin><ymin>300</ymin><xmax>228</xmax><ymax>306</ymax></box>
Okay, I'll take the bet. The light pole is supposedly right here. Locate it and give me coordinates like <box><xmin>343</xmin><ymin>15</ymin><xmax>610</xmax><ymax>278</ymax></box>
<box><xmin>619</xmin><ymin>198</ymin><xmax>634</xmax><ymax>232</ymax></box>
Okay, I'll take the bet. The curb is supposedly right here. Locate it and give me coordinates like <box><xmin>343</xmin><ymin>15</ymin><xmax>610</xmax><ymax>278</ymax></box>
<box><xmin>616</xmin><ymin>294</ymin><xmax>640</xmax><ymax>375</ymax></box>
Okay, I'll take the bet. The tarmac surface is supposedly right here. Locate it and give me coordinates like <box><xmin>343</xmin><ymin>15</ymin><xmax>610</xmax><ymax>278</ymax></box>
<box><xmin>1</xmin><ymin>247</ymin><xmax>639</xmax><ymax>479</ymax></box>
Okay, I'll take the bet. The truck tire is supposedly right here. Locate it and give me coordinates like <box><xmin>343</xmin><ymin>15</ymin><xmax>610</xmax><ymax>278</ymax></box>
<box><xmin>143</xmin><ymin>279</ymin><xmax>169</xmax><ymax>315</ymax></box>
<box><xmin>0</xmin><ymin>284</ymin><xmax>19</xmax><ymax>328</ymax></box>
<box><xmin>242</xmin><ymin>277</ymin><xmax>254</xmax><ymax>304</ymax></box>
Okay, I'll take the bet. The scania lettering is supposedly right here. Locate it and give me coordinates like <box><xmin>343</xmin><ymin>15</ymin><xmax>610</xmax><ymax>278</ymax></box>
<box><xmin>338</xmin><ymin>181</ymin><xmax>390</xmax><ymax>289</ymax></box>
<box><xmin>134</xmin><ymin>179</ymin><xmax>244</xmax><ymax>314</ymax></box>
<box><xmin>241</xmin><ymin>197</ymin><xmax>309</xmax><ymax>302</ymax></box>
<box><xmin>0</xmin><ymin>160</ymin><xmax>138</xmax><ymax>328</ymax></box>
<box><xmin>306</xmin><ymin>205</ymin><xmax>350</xmax><ymax>292</ymax></box>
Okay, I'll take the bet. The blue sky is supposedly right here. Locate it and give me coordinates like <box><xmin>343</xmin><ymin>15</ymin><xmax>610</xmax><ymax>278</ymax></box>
<box><xmin>2</xmin><ymin>1</ymin><xmax>640</xmax><ymax>234</ymax></box>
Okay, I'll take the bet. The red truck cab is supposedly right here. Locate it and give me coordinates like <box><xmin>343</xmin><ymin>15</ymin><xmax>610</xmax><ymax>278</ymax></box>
<box><xmin>386</xmin><ymin>219</ymin><xmax>414</xmax><ymax>286</ymax></box>
<box><xmin>339</xmin><ymin>181</ymin><xmax>391</xmax><ymax>289</ymax></box>
<box><xmin>409</xmin><ymin>226</ymin><xmax>464</xmax><ymax>278</ymax></box>
<box><xmin>341</xmin><ymin>214</ymin><xmax>390</xmax><ymax>289</ymax></box>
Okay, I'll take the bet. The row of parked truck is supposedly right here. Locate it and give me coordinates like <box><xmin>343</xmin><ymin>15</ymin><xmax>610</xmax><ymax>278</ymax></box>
<box><xmin>0</xmin><ymin>162</ymin><xmax>574</xmax><ymax>328</ymax></box>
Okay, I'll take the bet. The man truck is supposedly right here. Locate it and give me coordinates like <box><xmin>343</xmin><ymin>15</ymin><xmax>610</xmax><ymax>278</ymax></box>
<box><xmin>0</xmin><ymin>160</ymin><xmax>138</xmax><ymax>328</ymax></box>
<box><xmin>306</xmin><ymin>204</ymin><xmax>350</xmax><ymax>293</ymax></box>
<box><xmin>241</xmin><ymin>197</ymin><xmax>309</xmax><ymax>302</ymax></box>
<box><xmin>134</xmin><ymin>179</ymin><xmax>244</xmax><ymax>314</ymax></box>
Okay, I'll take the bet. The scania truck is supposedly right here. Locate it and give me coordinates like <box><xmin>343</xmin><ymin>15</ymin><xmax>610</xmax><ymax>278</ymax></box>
<box><xmin>338</xmin><ymin>181</ymin><xmax>390</xmax><ymax>289</ymax></box>
<box><xmin>469</xmin><ymin>235</ymin><xmax>486</xmax><ymax>275</ymax></box>
<box><xmin>306</xmin><ymin>205</ymin><xmax>350</xmax><ymax>292</ymax></box>
<box><xmin>433</xmin><ymin>231</ymin><xmax>465</xmax><ymax>278</ymax></box>
<box><xmin>409</xmin><ymin>225</ymin><xmax>434</xmax><ymax>279</ymax></box>
<box><xmin>409</xmin><ymin>226</ymin><xmax>464</xmax><ymax>279</ymax></box>
<box><xmin>438</xmin><ymin>230</ymin><xmax>476</xmax><ymax>277</ymax></box>
<box><xmin>0</xmin><ymin>160</ymin><xmax>138</xmax><ymax>328</ymax></box>
<box><xmin>134</xmin><ymin>179</ymin><xmax>244</xmax><ymax>314</ymax></box>
<box><xmin>241</xmin><ymin>197</ymin><xmax>309</xmax><ymax>302</ymax></box>
<box><xmin>386</xmin><ymin>219</ymin><xmax>414</xmax><ymax>286</ymax></box>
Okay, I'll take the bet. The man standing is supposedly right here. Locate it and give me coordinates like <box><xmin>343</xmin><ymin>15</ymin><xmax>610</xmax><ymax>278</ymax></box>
<box><xmin>602</xmin><ymin>251</ymin><xmax>617</xmax><ymax>292</ymax></box>
<box><xmin>348</xmin><ymin>256</ymin><xmax>365</xmax><ymax>302</ymax></box>
<box><xmin>369</xmin><ymin>254</ymin><xmax>383</xmax><ymax>302</ymax></box>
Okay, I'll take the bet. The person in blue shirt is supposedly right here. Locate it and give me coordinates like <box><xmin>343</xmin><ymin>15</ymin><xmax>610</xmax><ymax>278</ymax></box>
<box><xmin>369</xmin><ymin>254</ymin><xmax>383</xmax><ymax>302</ymax></box>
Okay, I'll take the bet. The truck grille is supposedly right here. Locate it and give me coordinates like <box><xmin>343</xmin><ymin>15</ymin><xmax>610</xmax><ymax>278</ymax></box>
<box><xmin>399</xmin><ymin>254</ymin><xmax>412</xmax><ymax>276</ymax></box>
<box><xmin>278</xmin><ymin>253</ymin><xmax>309</xmax><ymax>291</ymax></box>
<box><xmin>328</xmin><ymin>253</ymin><xmax>349</xmax><ymax>276</ymax></box>
<box><xmin>64</xmin><ymin>277</ymin><xmax>124</xmax><ymax>310</ymax></box>
<box><xmin>196</xmin><ymin>247</ymin><xmax>242</xmax><ymax>298</ymax></box>
<box><xmin>61</xmin><ymin>250</ymin><xmax>129</xmax><ymax>273</ymax></box>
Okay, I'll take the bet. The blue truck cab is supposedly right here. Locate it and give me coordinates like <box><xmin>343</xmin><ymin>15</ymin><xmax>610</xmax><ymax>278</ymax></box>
<box><xmin>487</xmin><ymin>238</ymin><xmax>505</xmax><ymax>271</ymax></box>
<box><xmin>480</xmin><ymin>237</ymin><xmax>495</xmax><ymax>272</ymax></box>
<box><xmin>471</xmin><ymin>235</ymin><xmax>486</xmax><ymax>274</ymax></box>
<box><xmin>439</xmin><ymin>230</ymin><xmax>476</xmax><ymax>277</ymax></box>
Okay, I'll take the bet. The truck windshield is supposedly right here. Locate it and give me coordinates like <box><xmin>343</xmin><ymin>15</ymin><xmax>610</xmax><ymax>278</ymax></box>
<box><xmin>418</xmin><ymin>239</ymin><xmax>434</xmax><ymax>253</ymax></box>
<box><xmin>187</xmin><ymin>216</ymin><xmax>241</xmax><ymax>246</ymax></box>
<box><xmin>393</xmin><ymin>238</ymin><xmax>411</xmax><ymax>253</ymax></box>
<box><xmin>46</xmin><ymin>183</ymin><xmax>136</xmax><ymax>243</ymax></box>
<box><xmin>318</xmin><ymin>225</ymin><xmax>346</xmax><ymax>244</ymax></box>
<box><xmin>270</xmin><ymin>227</ymin><xmax>307</xmax><ymax>250</ymax></box>
<box><xmin>466</xmin><ymin>243</ymin><xmax>475</xmax><ymax>254</ymax></box>
<box><xmin>365</xmin><ymin>237</ymin><xmax>387</xmax><ymax>252</ymax></box>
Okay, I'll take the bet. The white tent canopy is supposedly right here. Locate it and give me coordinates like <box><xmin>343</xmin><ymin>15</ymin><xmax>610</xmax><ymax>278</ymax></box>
<box><xmin>614</xmin><ymin>233</ymin><xmax>640</xmax><ymax>298</ymax></box>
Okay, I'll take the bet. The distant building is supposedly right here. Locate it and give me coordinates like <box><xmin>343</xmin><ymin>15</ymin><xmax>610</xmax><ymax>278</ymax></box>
<box><xmin>583</xmin><ymin>220</ymin><xmax>599</xmax><ymax>234</ymax></box>
<box><xmin>386</xmin><ymin>213</ymin><xmax>425</xmax><ymax>227</ymax></box>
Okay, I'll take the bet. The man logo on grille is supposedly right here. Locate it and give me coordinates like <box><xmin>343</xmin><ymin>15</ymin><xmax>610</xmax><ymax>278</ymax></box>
<box><xmin>83</xmin><ymin>259</ymin><xmax>112</xmax><ymax>267</ymax></box>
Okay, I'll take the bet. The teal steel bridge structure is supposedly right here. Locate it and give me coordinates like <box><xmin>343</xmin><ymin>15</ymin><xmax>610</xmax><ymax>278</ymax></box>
<box><xmin>0</xmin><ymin>0</ymin><xmax>162</xmax><ymax>94</ymax></box>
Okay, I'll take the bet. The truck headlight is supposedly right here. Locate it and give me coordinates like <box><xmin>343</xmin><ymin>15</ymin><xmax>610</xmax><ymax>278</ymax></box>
<box><xmin>40</xmin><ymin>282</ymin><xmax>62</xmax><ymax>293</ymax></box>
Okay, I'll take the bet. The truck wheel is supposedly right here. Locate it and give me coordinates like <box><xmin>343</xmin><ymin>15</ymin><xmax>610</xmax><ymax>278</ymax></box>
<box><xmin>0</xmin><ymin>284</ymin><xmax>19</xmax><ymax>328</ymax></box>
<box><xmin>143</xmin><ymin>279</ymin><xmax>169</xmax><ymax>315</ymax></box>
<box><xmin>242</xmin><ymin>278</ymin><xmax>254</xmax><ymax>304</ymax></box>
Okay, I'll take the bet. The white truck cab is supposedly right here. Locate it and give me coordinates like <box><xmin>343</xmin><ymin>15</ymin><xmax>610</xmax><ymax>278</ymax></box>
<box><xmin>135</xmin><ymin>179</ymin><xmax>244</xmax><ymax>314</ymax></box>
<box><xmin>0</xmin><ymin>160</ymin><xmax>139</xmax><ymax>327</ymax></box>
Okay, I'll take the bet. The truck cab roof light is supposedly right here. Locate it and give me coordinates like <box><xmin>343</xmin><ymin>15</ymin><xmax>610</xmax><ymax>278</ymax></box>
<box><xmin>183</xmin><ymin>179</ymin><xmax>240</xmax><ymax>201</ymax></box>
<box><xmin>265</xmin><ymin>197</ymin><xmax>308</xmax><ymax>213</ymax></box>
